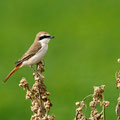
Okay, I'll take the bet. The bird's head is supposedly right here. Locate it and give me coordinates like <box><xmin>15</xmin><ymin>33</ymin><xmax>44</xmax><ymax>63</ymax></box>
<box><xmin>35</xmin><ymin>32</ymin><xmax>54</xmax><ymax>44</ymax></box>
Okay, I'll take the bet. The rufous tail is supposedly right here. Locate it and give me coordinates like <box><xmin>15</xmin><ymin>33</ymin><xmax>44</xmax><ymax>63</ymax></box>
<box><xmin>3</xmin><ymin>64</ymin><xmax>22</xmax><ymax>83</ymax></box>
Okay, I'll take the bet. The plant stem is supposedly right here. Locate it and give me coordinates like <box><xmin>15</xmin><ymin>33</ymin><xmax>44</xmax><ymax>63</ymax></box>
<box><xmin>82</xmin><ymin>94</ymin><xmax>93</xmax><ymax>101</ymax></box>
<box><xmin>102</xmin><ymin>94</ymin><xmax>105</xmax><ymax>120</ymax></box>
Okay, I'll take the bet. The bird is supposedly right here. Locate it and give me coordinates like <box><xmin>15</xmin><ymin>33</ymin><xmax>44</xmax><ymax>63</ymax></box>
<box><xmin>4</xmin><ymin>31</ymin><xmax>54</xmax><ymax>83</ymax></box>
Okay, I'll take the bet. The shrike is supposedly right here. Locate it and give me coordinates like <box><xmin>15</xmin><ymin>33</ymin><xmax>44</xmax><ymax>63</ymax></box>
<box><xmin>4</xmin><ymin>32</ymin><xmax>54</xmax><ymax>82</ymax></box>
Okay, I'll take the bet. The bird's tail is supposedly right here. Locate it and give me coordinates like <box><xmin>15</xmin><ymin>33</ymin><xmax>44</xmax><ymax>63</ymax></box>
<box><xmin>3</xmin><ymin>63</ymin><xmax>22</xmax><ymax>83</ymax></box>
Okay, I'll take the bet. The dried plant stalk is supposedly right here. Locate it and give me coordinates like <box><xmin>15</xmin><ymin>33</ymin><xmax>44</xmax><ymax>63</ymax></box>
<box><xmin>115</xmin><ymin>72</ymin><xmax>120</xmax><ymax>89</ymax></box>
<box><xmin>19</xmin><ymin>61</ymin><xmax>55</xmax><ymax>120</ymax></box>
<box><xmin>115</xmin><ymin>70</ymin><xmax>120</xmax><ymax>120</ymax></box>
<box><xmin>115</xmin><ymin>97</ymin><xmax>120</xmax><ymax>120</ymax></box>
<box><xmin>74</xmin><ymin>85</ymin><xmax>110</xmax><ymax>120</ymax></box>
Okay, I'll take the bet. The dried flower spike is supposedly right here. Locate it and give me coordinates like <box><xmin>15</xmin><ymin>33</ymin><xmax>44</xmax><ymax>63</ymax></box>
<box><xmin>74</xmin><ymin>85</ymin><xmax>110</xmax><ymax>120</ymax></box>
<box><xmin>19</xmin><ymin>62</ymin><xmax>55</xmax><ymax>120</ymax></box>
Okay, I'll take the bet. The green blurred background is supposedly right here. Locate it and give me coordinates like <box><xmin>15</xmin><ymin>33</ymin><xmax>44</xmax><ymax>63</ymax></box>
<box><xmin>0</xmin><ymin>0</ymin><xmax>120</xmax><ymax>119</ymax></box>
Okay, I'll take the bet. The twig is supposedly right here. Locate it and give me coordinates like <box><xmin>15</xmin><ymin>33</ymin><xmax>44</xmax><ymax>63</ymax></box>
<box><xmin>82</xmin><ymin>94</ymin><xmax>93</xmax><ymax>101</ymax></box>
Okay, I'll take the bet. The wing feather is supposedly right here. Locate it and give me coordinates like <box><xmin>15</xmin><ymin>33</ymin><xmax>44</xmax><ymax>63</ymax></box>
<box><xmin>15</xmin><ymin>42</ymin><xmax>41</xmax><ymax>66</ymax></box>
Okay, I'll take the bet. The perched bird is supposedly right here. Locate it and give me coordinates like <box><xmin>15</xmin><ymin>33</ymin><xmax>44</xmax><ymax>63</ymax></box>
<box><xmin>4</xmin><ymin>32</ymin><xmax>54</xmax><ymax>82</ymax></box>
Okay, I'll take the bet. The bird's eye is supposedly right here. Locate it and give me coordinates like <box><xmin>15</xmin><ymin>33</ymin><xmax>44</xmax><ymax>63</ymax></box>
<box><xmin>39</xmin><ymin>35</ymin><xmax>51</xmax><ymax>40</ymax></box>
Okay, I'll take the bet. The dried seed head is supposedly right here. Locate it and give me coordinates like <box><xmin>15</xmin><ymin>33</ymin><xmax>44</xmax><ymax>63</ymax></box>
<box><xmin>34</xmin><ymin>75</ymin><xmax>40</xmax><ymax>81</ymax></box>
<box><xmin>76</xmin><ymin>107</ymin><xmax>82</xmax><ymax>112</ymax></box>
<box><xmin>37</xmin><ymin>62</ymin><xmax>45</xmax><ymax>73</ymax></box>
<box><xmin>117</xmin><ymin>80</ymin><xmax>120</xmax><ymax>88</ymax></box>
<box><xmin>93</xmin><ymin>85</ymin><xmax>105</xmax><ymax>100</ymax></box>
<box><xmin>118</xmin><ymin>116</ymin><xmax>120</xmax><ymax>120</ymax></box>
<box><xmin>90</xmin><ymin>109</ymin><xmax>98</xmax><ymax>118</ymax></box>
<box><xmin>46</xmin><ymin>92</ymin><xmax>51</xmax><ymax>96</ymax></box>
<box><xmin>80</xmin><ymin>116</ymin><xmax>86</xmax><ymax>120</ymax></box>
<box><xmin>116</xmin><ymin>104</ymin><xmax>120</xmax><ymax>116</ymax></box>
<box><xmin>76</xmin><ymin>102</ymin><xmax>80</xmax><ymax>106</ymax></box>
<box><xmin>33</xmin><ymin>73</ymin><xmax>36</xmax><ymax>76</ymax></box>
<box><xmin>26</xmin><ymin>90</ymin><xmax>34</xmax><ymax>99</ymax></box>
<box><xmin>89</xmin><ymin>101</ymin><xmax>97</xmax><ymax>108</ymax></box>
<box><xmin>47</xmin><ymin>115</ymin><xmax>55</xmax><ymax>120</ymax></box>
<box><xmin>19</xmin><ymin>77</ymin><xmax>28</xmax><ymax>88</ymax></box>
<box><xmin>31</xmin><ymin>105</ymin><xmax>39</xmax><ymax>113</ymax></box>
<box><xmin>42</xmin><ymin>96</ymin><xmax>47</xmax><ymax>102</ymax></box>
<box><xmin>100</xmin><ymin>101</ymin><xmax>110</xmax><ymax>107</ymax></box>
<box><xmin>100</xmin><ymin>114</ymin><xmax>104</xmax><ymax>119</ymax></box>
<box><xmin>94</xmin><ymin>85</ymin><xmax>105</xmax><ymax>94</ymax></box>
<box><xmin>104</xmin><ymin>101</ymin><xmax>110</xmax><ymax>107</ymax></box>
<box><xmin>32</xmin><ymin>100</ymin><xmax>38</xmax><ymax>106</ymax></box>
<box><xmin>118</xmin><ymin>58</ymin><xmax>120</xmax><ymax>63</ymax></box>
<box><xmin>118</xmin><ymin>97</ymin><xmax>120</xmax><ymax>103</ymax></box>
<box><xmin>81</xmin><ymin>101</ymin><xmax>85</xmax><ymax>106</ymax></box>
<box><xmin>115</xmin><ymin>72</ymin><xmax>120</xmax><ymax>88</ymax></box>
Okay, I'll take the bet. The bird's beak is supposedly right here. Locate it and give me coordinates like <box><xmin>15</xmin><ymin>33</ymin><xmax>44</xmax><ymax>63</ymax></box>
<box><xmin>50</xmin><ymin>36</ymin><xmax>54</xmax><ymax>39</ymax></box>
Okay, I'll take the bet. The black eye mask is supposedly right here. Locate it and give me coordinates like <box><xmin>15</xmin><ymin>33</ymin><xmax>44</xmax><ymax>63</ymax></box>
<box><xmin>39</xmin><ymin>35</ymin><xmax>51</xmax><ymax>40</ymax></box>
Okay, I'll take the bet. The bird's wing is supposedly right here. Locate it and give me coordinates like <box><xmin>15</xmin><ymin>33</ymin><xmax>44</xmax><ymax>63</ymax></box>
<box><xmin>15</xmin><ymin>42</ymin><xmax>42</xmax><ymax>66</ymax></box>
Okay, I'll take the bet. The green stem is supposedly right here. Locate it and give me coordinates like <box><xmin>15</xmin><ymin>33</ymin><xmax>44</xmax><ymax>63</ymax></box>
<box><xmin>102</xmin><ymin>94</ymin><xmax>105</xmax><ymax>120</ymax></box>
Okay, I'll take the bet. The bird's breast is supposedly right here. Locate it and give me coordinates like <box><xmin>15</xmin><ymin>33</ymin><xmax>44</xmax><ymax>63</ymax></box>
<box><xmin>23</xmin><ymin>44</ymin><xmax>48</xmax><ymax>66</ymax></box>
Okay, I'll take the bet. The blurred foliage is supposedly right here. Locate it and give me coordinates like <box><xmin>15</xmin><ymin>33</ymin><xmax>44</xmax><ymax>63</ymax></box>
<box><xmin>0</xmin><ymin>0</ymin><xmax>120</xmax><ymax>119</ymax></box>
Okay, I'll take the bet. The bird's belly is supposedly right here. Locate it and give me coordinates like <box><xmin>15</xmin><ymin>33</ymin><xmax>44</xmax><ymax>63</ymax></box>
<box><xmin>23</xmin><ymin>45</ymin><xmax>48</xmax><ymax>66</ymax></box>
<box><xmin>28</xmin><ymin>52</ymin><xmax>44</xmax><ymax>65</ymax></box>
